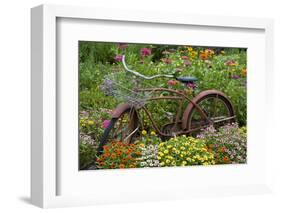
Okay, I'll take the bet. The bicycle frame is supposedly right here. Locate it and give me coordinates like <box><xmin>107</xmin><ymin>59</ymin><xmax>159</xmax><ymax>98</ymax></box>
<box><xmin>131</xmin><ymin>87</ymin><xmax>212</xmax><ymax>137</ymax></box>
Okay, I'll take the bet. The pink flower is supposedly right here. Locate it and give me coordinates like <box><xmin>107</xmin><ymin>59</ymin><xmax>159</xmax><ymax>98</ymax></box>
<box><xmin>184</xmin><ymin>60</ymin><xmax>192</xmax><ymax>66</ymax></box>
<box><xmin>114</xmin><ymin>55</ymin><xmax>123</xmax><ymax>62</ymax></box>
<box><xmin>181</xmin><ymin>56</ymin><xmax>189</xmax><ymax>60</ymax></box>
<box><xmin>167</xmin><ymin>80</ymin><xmax>178</xmax><ymax>86</ymax></box>
<box><xmin>140</xmin><ymin>48</ymin><xmax>151</xmax><ymax>57</ymax></box>
<box><xmin>102</xmin><ymin>120</ymin><xmax>111</xmax><ymax>128</ymax></box>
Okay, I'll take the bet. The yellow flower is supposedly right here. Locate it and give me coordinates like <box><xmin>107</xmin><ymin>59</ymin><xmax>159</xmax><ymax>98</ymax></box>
<box><xmin>221</xmin><ymin>50</ymin><xmax>225</xmax><ymax>54</ymax></box>
<box><xmin>159</xmin><ymin>152</ymin><xmax>164</xmax><ymax>157</ymax></box>
<box><xmin>141</xmin><ymin>130</ymin><xmax>147</xmax><ymax>135</ymax></box>
<box><xmin>88</xmin><ymin>120</ymin><xmax>94</xmax><ymax>125</ymax></box>
<box><xmin>150</xmin><ymin>131</ymin><xmax>156</xmax><ymax>136</ymax></box>
<box><xmin>160</xmin><ymin>162</ymin><xmax>165</xmax><ymax>166</ymax></box>
<box><xmin>164</xmin><ymin>150</ymin><xmax>169</xmax><ymax>154</ymax></box>
<box><xmin>158</xmin><ymin>156</ymin><xmax>161</xmax><ymax>160</ymax></box>
<box><xmin>159</xmin><ymin>143</ymin><xmax>165</xmax><ymax>147</ymax></box>
<box><xmin>187</xmin><ymin>47</ymin><xmax>193</xmax><ymax>52</ymax></box>
<box><xmin>139</xmin><ymin>143</ymin><xmax>145</xmax><ymax>147</ymax></box>
<box><xmin>166</xmin><ymin>159</ymin><xmax>171</xmax><ymax>164</ymax></box>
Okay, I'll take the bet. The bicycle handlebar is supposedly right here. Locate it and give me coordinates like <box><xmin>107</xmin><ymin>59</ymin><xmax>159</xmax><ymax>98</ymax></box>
<box><xmin>122</xmin><ymin>55</ymin><xmax>174</xmax><ymax>80</ymax></box>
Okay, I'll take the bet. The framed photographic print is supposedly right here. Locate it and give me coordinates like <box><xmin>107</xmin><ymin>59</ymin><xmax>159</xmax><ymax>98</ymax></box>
<box><xmin>31</xmin><ymin>4</ymin><xmax>274</xmax><ymax>208</ymax></box>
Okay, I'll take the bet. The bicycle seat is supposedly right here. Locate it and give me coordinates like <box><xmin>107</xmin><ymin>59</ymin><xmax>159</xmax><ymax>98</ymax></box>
<box><xmin>176</xmin><ymin>76</ymin><xmax>198</xmax><ymax>83</ymax></box>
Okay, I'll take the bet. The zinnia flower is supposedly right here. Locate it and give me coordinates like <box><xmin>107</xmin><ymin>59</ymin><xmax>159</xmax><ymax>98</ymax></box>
<box><xmin>140</xmin><ymin>48</ymin><xmax>151</xmax><ymax>57</ymax></box>
<box><xmin>141</xmin><ymin>130</ymin><xmax>147</xmax><ymax>135</ymax></box>
<box><xmin>199</xmin><ymin>52</ymin><xmax>208</xmax><ymax>60</ymax></box>
<box><xmin>232</xmin><ymin>75</ymin><xmax>240</xmax><ymax>80</ymax></box>
<box><xmin>186</xmin><ymin>82</ymin><xmax>196</xmax><ymax>89</ymax></box>
<box><xmin>114</xmin><ymin>55</ymin><xmax>123</xmax><ymax>62</ymax></box>
<box><xmin>167</xmin><ymin>80</ymin><xmax>178</xmax><ymax>86</ymax></box>
<box><xmin>181</xmin><ymin>56</ymin><xmax>189</xmax><ymax>60</ymax></box>
<box><xmin>102</xmin><ymin>120</ymin><xmax>111</xmax><ymax>128</ymax></box>
<box><xmin>184</xmin><ymin>60</ymin><xmax>191</xmax><ymax>66</ymax></box>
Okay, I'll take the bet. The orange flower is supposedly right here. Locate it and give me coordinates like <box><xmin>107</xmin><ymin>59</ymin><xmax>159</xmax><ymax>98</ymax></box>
<box><xmin>119</xmin><ymin>164</ymin><xmax>125</xmax><ymax>169</ymax></box>
<box><xmin>223</xmin><ymin>156</ymin><xmax>230</xmax><ymax>163</ymax></box>
<box><xmin>111</xmin><ymin>164</ymin><xmax>116</xmax><ymax>169</ymax></box>
<box><xmin>199</xmin><ymin>52</ymin><xmax>208</xmax><ymax>60</ymax></box>
<box><xmin>135</xmin><ymin>151</ymin><xmax>141</xmax><ymax>155</ymax></box>
<box><xmin>104</xmin><ymin>152</ymin><xmax>110</xmax><ymax>158</ymax></box>
<box><xmin>241</xmin><ymin>68</ymin><xmax>247</xmax><ymax>77</ymax></box>
<box><xmin>111</xmin><ymin>153</ymin><xmax>116</xmax><ymax>159</ymax></box>
<box><xmin>103</xmin><ymin>145</ymin><xmax>109</xmax><ymax>151</ymax></box>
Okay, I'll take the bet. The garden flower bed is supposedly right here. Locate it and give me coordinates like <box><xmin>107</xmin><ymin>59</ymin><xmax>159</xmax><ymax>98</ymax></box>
<box><xmin>79</xmin><ymin>42</ymin><xmax>247</xmax><ymax>170</ymax></box>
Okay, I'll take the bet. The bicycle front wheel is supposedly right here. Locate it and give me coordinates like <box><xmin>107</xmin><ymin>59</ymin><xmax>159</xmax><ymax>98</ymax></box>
<box><xmin>97</xmin><ymin>107</ymin><xmax>139</xmax><ymax>154</ymax></box>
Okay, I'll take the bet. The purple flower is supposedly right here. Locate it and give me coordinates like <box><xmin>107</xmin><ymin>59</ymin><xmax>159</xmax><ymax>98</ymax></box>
<box><xmin>114</xmin><ymin>55</ymin><xmax>123</xmax><ymax>62</ymax></box>
<box><xmin>232</xmin><ymin>75</ymin><xmax>240</xmax><ymax>80</ymax></box>
<box><xmin>186</xmin><ymin>82</ymin><xmax>196</xmax><ymax>89</ymax></box>
<box><xmin>140</xmin><ymin>48</ymin><xmax>152</xmax><ymax>57</ymax></box>
<box><xmin>102</xmin><ymin>120</ymin><xmax>111</xmax><ymax>129</ymax></box>
<box><xmin>118</xmin><ymin>43</ymin><xmax>128</xmax><ymax>50</ymax></box>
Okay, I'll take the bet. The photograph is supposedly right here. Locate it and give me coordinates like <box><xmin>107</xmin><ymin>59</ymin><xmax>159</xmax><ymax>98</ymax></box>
<box><xmin>78</xmin><ymin>42</ymin><xmax>247</xmax><ymax>170</ymax></box>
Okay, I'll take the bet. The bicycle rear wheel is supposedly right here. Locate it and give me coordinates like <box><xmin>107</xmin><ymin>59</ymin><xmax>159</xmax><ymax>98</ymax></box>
<box><xmin>97</xmin><ymin>107</ymin><xmax>139</xmax><ymax>154</ymax></box>
<box><xmin>184</xmin><ymin>90</ymin><xmax>235</xmax><ymax>135</ymax></box>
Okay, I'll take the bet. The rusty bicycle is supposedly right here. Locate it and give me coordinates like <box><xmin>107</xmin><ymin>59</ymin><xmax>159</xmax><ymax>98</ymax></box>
<box><xmin>97</xmin><ymin>55</ymin><xmax>235</xmax><ymax>154</ymax></box>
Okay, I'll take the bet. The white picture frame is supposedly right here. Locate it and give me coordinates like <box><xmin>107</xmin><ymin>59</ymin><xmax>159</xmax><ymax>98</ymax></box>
<box><xmin>31</xmin><ymin>4</ymin><xmax>274</xmax><ymax>208</ymax></box>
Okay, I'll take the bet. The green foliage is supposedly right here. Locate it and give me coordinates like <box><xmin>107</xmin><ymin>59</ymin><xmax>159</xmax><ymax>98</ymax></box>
<box><xmin>79</xmin><ymin>142</ymin><xmax>96</xmax><ymax>170</ymax></box>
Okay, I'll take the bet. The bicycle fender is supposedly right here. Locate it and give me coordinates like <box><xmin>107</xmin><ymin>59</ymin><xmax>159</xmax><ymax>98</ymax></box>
<box><xmin>111</xmin><ymin>103</ymin><xmax>132</xmax><ymax>118</ymax></box>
